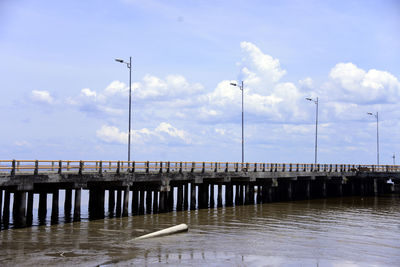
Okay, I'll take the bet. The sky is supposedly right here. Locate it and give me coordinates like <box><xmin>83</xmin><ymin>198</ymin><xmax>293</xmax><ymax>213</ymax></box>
<box><xmin>0</xmin><ymin>0</ymin><xmax>400</xmax><ymax>165</ymax></box>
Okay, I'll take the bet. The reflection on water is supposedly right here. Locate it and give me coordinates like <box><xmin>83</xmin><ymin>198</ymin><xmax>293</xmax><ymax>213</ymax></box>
<box><xmin>1</xmin><ymin>196</ymin><xmax>400</xmax><ymax>266</ymax></box>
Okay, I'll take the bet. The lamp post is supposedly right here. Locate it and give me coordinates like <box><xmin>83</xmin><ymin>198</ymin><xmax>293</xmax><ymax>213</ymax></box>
<box><xmin>367</xmin><ymin>112</ymin><xmax>379</xmax><ymax>165</ymax></box>
<box><xmin>115</xmin><ymin>57</ymin><xmax>132</xmax><ymax>162</ymax></box>
<box><xmin>230</xmin><ymin>81</ymin><xmax>244</xmax><ymax>164</ymax></box>
<box><xmin>306</xmin><ymin>97</ymin><xmax>318</xmax><ymax>164</ymax></box>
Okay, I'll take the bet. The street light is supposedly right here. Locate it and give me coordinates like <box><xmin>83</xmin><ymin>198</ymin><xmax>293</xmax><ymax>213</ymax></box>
<box><xmin>367</xmin><ymin>112</ymin><xmax>379</xmax><ymax>165</ymax></box>
<box><xmin>115</xmin><ymin>57</ymin><xmax>132</xmax><ymax>162</ymax></box>
<box><xmin>306</xmin><ymin>97</ymin><xmax>319</xmax><ymax>164</ymax></box>
<box><xmin>230</xmin><ymin>81</ymin><xmax>244</xmax><ymax>164</ymax></box>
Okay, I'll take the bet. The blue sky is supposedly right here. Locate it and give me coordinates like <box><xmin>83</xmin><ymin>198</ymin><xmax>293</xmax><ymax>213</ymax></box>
<box><xmin>1</xmin><ymin>0</ymin><xmax>400</xmax><ymax>164</ymax></box>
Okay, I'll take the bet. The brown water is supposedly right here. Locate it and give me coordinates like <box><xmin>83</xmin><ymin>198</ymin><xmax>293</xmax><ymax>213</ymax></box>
<box><xmin>1</xmin><ymin>196</ymin><xmax>399</xmax><ymax>266</ymax></box>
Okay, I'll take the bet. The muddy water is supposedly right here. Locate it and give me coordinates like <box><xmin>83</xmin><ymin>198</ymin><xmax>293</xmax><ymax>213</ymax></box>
<box><xmin>1</xmin><ymin>196</ymin><xmax>399</xmax><ymax>266</ymax></box>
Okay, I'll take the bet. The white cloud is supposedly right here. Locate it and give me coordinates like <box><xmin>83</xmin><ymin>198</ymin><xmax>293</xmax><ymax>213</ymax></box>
<box><xmin>155</xmin><ymin>122</ymin><xmax>191</xmax><ymax>143</ymax></box>
<box><xmin>240</xmin><ymin>41</ymin><xmax>286</xmax><ymax>84</ymax></box>
<box><xmin>97</xmin><ymin>122</ymin><xmax>191</xmax><ymax>145</ymax></box>
<box><xmin>96</xmin><ymin>125</ymin><xmax>127</xmax><ymax>144</ymax></box>
<box><xmin>31</xmin><ymin>90</ymin><xmax>54</xmax><ymax>104</ymax></box>
<box><xmin>81</xmin><ymin>88</ymin><xmax>97</xmax><ymax>98</ymax></box>
<box><xmin>328</xmin><ymin>62</ymin><xmax>400</xmax><ymax>104</ymax></box>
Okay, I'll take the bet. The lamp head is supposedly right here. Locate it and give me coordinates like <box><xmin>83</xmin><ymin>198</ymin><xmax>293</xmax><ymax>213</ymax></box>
<box><xmin>115</xmin><ymin>58</ymin><xmax>124</xmax><ymax>63</ymax></box>
<box><xmin>367</xmin><ymin>112</ymin><xmax>373</xmax><ymax>115</ymax></box>
<box><xmin>230</xmin><ymin>82</ymin><xmax>237</xmax><ymax>86</ymax></box>
<box><xmin>306</xmin><ymin>98</ymin><xmax>312</xmax><ymax>101</ymax></box>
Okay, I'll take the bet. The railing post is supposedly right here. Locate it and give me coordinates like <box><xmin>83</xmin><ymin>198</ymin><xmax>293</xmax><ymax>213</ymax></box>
<box><xmin>11</xmin><ymin>159</ymin><xmax>16</xmax><ymax>176</ymax></box>
<box><xmin>166</xmin><ymin>161</ymin><xmax>170</xmax><ymax>173</ymax></box>
<box><xmin>191</xmin><ymin>162</ymin><xmax>195</xmax><ymax>173</ymax></box>
<box><xmin>263</xmin><ymin>163</ymin><xmax>266</xmax><ymax>172</ymax></box>
<box><xmin>274</xmin><ymin>164</ymin><xmax>278</xmax><ymax>172</ymax></box>
<box><xmin>67</xmin><ymin>161</ymin><xmax>70</xmax><ymax>171</ymax></box>
<box><xmin>51</xmin><ymin>161</ymin><xmax>55</xmax><ymax>171</ymax></box>
<box><xmin>214</xmin><ymin>162</ymin><xmax>218</xmax><ymax>172</ymax></box>
<box><xmin>282</xmin><ymin>164</ymin><xmax>285</xmax><ymax>172</ymax></box>
<box><xmin>99</xmin><ymin>161</ymin><xmax>103</xmax><ymax>175</ymax></box>
<box><xmin>132</xmin><ymin>161</ymin><xmax>135</xmax><ymax>172</ymax></box>
<box><xmin>289</xmin><ymin>164</ymin><xmax>292</xmax><ymax>172</ymax></box>
<box><xmin>202</xmin><ymin>162</ymin><xmax>205</xmax><ymax>173</ymax></box>
<box><xmin>246</xmin><ymin>163</ymin><xmax>249</xmax><ymax>172</ymax></box>
<box><xmin>146</xmin><ymin>161</ymin><xmax>150</xmax><ymax>173</ymax></box>
<box><xmin>235</xmin><ymin>163</ymin><xmax>239</xmax><ymax>172</ymax></box>
<box><xmin>159</xmin><ymin>162</ymin><xmax>163</xmax><ymax>173</ymax></box>
<box><xmin>254</xmin><ymin>163</ymin><xmax>257</xmax><ymax>172</ymax></box>
<box><xmin>58</xmin><ymin>160</ymin><xmax>62</xmax><ymax>174</ymax></box>
<box><xmin>117</xmin><ymin>161</ymin><xmax>120</xmax><ymax>174</ymax></box>
<box><xmin>34</xmin><ymin>160</ymin><xmax>39</xmax><ymax>175</ymax></box>
<box><xmin>79</xmin><ymin>160</ymin><xmax>83</xmax><ymax>175</ymax></box>
<box><xmin>179</xmin><ymin>162</ymin><xmax>183</xmax><ymax>173</ymax></box>
<box><xmin>225</xmin><ymin>162</ymin><xmax>229</xmax><ymax>172</ymax></box>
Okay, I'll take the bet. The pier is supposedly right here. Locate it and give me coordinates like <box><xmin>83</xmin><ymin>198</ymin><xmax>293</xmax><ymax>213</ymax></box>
<box><xmin>0</xmin><ymin>160</ymin><xmax>399</xmax><ymax>228</ymax></box>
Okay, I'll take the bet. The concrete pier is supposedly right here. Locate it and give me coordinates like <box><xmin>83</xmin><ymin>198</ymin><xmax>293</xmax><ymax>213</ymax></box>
<box><xmin>1</xmin><ymin>160</ymin><xmax>399</xmax><ymax>229</ymax></box>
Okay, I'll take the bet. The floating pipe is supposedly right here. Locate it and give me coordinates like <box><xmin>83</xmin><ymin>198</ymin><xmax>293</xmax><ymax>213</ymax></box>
<box><xmin>132</xmin><ymin>223</ymin><xmax>188</xmax><ymax>240</ymax></box>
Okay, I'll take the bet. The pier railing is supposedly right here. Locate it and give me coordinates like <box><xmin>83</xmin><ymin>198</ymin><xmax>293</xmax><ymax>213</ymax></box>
<box><xmin>0</xmin><ymin>160</ymin><xmax>399</xmax><ymax>176</ymax></box>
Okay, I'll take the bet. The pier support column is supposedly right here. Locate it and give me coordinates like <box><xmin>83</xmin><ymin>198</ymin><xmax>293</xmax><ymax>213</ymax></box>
<box><xmin>132</xmin><ymin>189</ymin><xmax>138</xmax><ymax>215</ymax></box>
<box><xmin>373</xmin><ymin>179</ymin><xmax>378</xmax><ymax>196</ymax></box>
<box><xmin>287</xmin><ymin>182</ymin><xmax>292</xmax><ymax>201</ymax></box>
<box><xmin>256</xmin><ymin>185</ymin><xmax>261</xmax><ymax>204</ymax></box>
<box><xmin>337</xmin><ymin>183</ymin><xmax>343</xmax><ymax>197</ymax></box>
<box><xmin>146</xmin><ymin>189</ymin><xmax>152</xmax><ymax>214</ymax></box>
<box><xmin>184</xmin><ymin>183</ymin><xmax>189</xmax><ymax>210</ymax></box>
<box><xmin>116</xmin><ymin>189</ymin><xmax>122</xmax><ymax>216</ymax></box>
<box><xmin>64</xmin><ymin>189</ymin><xmax>72</xmax><ymax>219</ymax></box>
<box><xmin>235</xmin><ymin>185</ymin><xmax>240</xmax><ymax>205</ymax></box>
<box><xmin>73</xmin><ymin>188</ymin><xmax>81</xmax><ymax>221</ymax></box>
<box><xmin>245</xmin><ymin>184</ymin><xmax>250</xmax><ymax>205</ymax></box>
<box><xmin>12</xmin><ymin>191</ymin><xmax>26</xmax><ymax>228</ymax></box>
<box><xmin>26</xmin><ymin>192</ymin><xmax>33</xmax><ymax>226</ymax></box>
<box><xmin>322</xmin><ymin>181</ymin><xmax>327</xmax><ymax>198</ymax></box>
<box><xmin>159</xmin><ymin>191</ymin><xmax>167</xmax><ymax>213</ymax></box>
<box><xmin>153</xmin><ymin>191</ymin><xmax>158</xmax><ymax>213</ymax></box>
<box><xmin>108</xmin><ymin>189</ymin><xmax>115</xmax><ymax>216</ymax></box>
<box><xmin>239</xmin><ymin>185</ymin><xmax>244</xmax><ymax>205</ymax></box>
<box><xmin>268</xmin><ymin>187</ymin><xmax>273</xmax><ymax>202</ymax></box>
<box><xmin>3</xmin><ymin>191</ymin><xmax>10</xmax><ymax>226</ymax></box>
<box><xmin>217</xmin><ymin>184</ymin><xmax>223</xmax><ymax>207</ymax></box>
<box><xmin>305</xmin><ymin>181</ymin><xmax>311</xmax><ymax>199</ymax></box>
<box><xmin>139</xmin><ymin>190</ymin><xmax>145</xmax><ymax>214</ymax></box>
<box><xmin>225</xmin><ymin>184</ymin><xmax>233</xmax><ymax>206</ymax></box>
<box><xmin>210</xmin><ymin>184</ymin><xmax>215</xmax><ymax>208</ymax></box>
<box><xmin>249</xmin><ymin>184</ymin><xmax>255</xmax><ymax>204</ymax></box>
<box><xmin>123</xmin><ymin>186</ymin><xmax>130</xmax><ymax>216</ymax></box>
<box><xmin>190</xmin><ymin>183</ymin><xmax>196</xmax><ymax>210</ymax></box>
<box><xmin>167</xmin><ymin>188</ymin><xmax>174</xmax><ymax>211</ymax></box>
<box><xmin>177</xmin><ymin>185</ymin><xmax>183</xmax><ymax>211</ymax></box>
<box><xmin>38</xmin><ymin>192</ymin><xmax>47</xmax><ymax>224</ymax></box>
<box><xmin>51</xmin><ymin>190</ymin><xmax>59</xmax><ymax>224</ymax></box>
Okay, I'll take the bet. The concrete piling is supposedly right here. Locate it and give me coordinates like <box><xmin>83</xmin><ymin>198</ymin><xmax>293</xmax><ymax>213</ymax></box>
<box><xmin>12</xmin><ymin>191</ymin><xmax>26</xmax><ymax>228</ymax></box>
<box><xmin>108</xmin><ymin>189</ymin><xmax>115</xmax><ymax>215</ymax></box>
<box><xmin>26</xmin><ymin>192</ymin><xmax>33</xmax><ymax>226</ymax></box>
<box><xmin>146</xmin><ymin>189</ymin><xmax>152</xmax><ymax>214</ymax></box>
<box><xmin>123</xmin><ymin>186</ymin><xmax>129</xmax><ymax>216</ymax></box>
<box><xmin>51</xmin><ymin>190</ymin><xmax>59</xmax><ymax>223</ymax></box>
<box><xmin>38</xmin><ymin>192</ymin><xmax>47</xmax><ymax>224</ymax></box>
<box><xmin>190</xmin><ymin>183</ymin><xmax>196</xmax><ymax>210</ymax></box>
<box><xmin>73</xmin><ymin>188</ymin><xmax>81</xmax><ymax>221</ymax></box>
<box><xmin>132</xmin><ymin>189</ymin><xmax>138</xmax><ymax>214</ymax></box>
<box><xmin>217</xmin><ymin>184</ymin><xmax>223</xmax><ymax>207</ymax></box>
<box><xmin>116</xmin><ymin>189</ymin><xmax>122</xmax><ymax>216</ymax></box>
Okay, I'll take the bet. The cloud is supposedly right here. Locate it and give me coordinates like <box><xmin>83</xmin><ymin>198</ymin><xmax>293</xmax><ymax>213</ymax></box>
<box><xmin>96</xmin><ymin>125</ymin><xmax>127</xmax><ymax>144</ymax></box>
<box><xmin>240</xmin><ymin>41</ymin><xmax>286</xmax><ymax>85</ymax></box>
<box><xmin>31</xmin><ymin>90</ymin><xmax>54</xmax><ymax>104</ymax></box>
<box><xmin>327</xmin><ymin>62</ymin><xmax>400</xmax><ymax>104</ymax></box>
<box><xmin>97</xmin><ymin>122</ymin><xmax>191</xmax><ymax>145</ymax></box>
